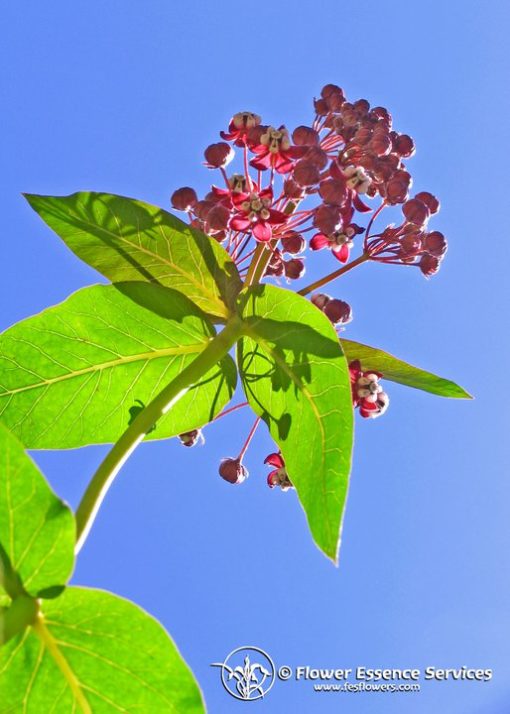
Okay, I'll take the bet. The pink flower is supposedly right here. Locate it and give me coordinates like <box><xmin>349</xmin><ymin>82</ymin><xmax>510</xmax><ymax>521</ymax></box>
<box><xmin>221</xmin><ymin>111</ymin><xmax>262</xmax><ymax>146</ymax></box>
<box><xmin>265</xmin><ymin>452</ymin><xmax>293</xmax><ymax>491</ymax></box>
<box><xmin>250</xmin><ymin>125</ymin><xmax>305</xmax><ymax>174</ymax></box>
<box><xmin>310</xmin><ymin>225</ymin><xmax>359</xmax><ymax>263</ymax></box>
<box><xmin>229</xmin><ymin>187</ymin><xmax>287</xmax><ymax>242</ymax></box>
<box><xmin>349</xmin><ymin>360</ymin><xmax>389</xmax><ymax>419</ymax></box>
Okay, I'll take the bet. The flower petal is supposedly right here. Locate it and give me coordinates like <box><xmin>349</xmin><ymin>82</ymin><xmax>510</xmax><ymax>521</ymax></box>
<box><xmin>230</xmin><ymin>216</ymin><xmax>251</xmax><ymax>231</ymax></box>
<box><xmin>253</xmin><ymin>221</ymin><xmax>272</xmax><ymax>241</ymax></box>
<box><xmin>310</xmin><ymin>233</ymin><xmax>330</xmax><ymax>251</ymax></box>
<box><xmin>333</xmin><ymin>244</ymin><xmax>349</xmax><ymax>262</ymax></box>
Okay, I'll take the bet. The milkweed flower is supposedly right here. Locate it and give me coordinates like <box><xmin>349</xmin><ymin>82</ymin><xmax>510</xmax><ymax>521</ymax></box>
<box><xmin>349</xmin><ymin>360</ymin><xmax>389</xmax><ymax>419</ymax></box>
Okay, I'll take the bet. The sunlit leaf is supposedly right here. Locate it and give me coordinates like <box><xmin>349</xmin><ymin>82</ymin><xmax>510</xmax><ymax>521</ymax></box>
<box><xmin>238</xmin><ymin>285</ymin><xmax>353</xmax><ymax>562</ymax></box>
<box><xmin>0</xmin><ymin>424</ymin><xmax>74</xmax><ymax>598</ymax></box>
<box><xmin>341</xmin><ymin>339</ymin><xmax>472</xmax><ymax>399</ymax></box>
<box><xmin>25</xmin><ymin>192</ymin><xmax>241</xmax><ymax>319</ymax></box>
<box><xmin>0</xmin><ymin>587</ymin><xmax>205</xmax><ymax>713</ymax></box>
<box><xmin>0</xmin><ymin>283</ymin><xmax>237</xmax><ymax>449</ymax></box>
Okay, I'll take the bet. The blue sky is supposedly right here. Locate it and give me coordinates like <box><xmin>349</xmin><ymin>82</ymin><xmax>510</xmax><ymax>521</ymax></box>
<box><xmin>1</xmin><ymin>1</ymin><xmax>509</xmax><ymax>711</ymax></box>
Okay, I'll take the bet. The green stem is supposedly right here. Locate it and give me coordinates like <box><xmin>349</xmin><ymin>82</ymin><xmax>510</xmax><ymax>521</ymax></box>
<box><xmin>75</xmin><ymin>317</ymin><xmax>244</xmax><ymax>553</ymax></box>
<box><xmin>298</xmin><ymin>253</ymin><xmax>370</xmax><ymax>297</ymax></box>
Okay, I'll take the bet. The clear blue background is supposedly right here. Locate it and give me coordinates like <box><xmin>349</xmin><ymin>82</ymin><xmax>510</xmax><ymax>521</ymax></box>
<box><xmin>1</xmin><ymin>1</ymin><xmax>509</xmax><ymax>711</ymax></box>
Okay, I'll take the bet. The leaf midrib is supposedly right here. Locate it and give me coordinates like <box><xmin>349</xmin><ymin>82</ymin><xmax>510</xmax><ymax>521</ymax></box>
<box><xmin>0</xmin><ymin>341</ymin><xmax>208</xmax><ymax>398</ymax></box>
<box><xmin>242</xmin><ymin>325</ymin><xmax>332</xmax><ymax>543</ymax></box>
<box><xmin>33</xmin><ymin>617</ymin><xmax>92</xmax><ymax>714</ymax></box>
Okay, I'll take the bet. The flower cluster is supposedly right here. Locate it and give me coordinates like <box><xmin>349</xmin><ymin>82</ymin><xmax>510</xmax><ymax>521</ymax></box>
<box><xmin>171</xmin><ymin>83</ymin><xmax>446</xmax><ymax>284</ymax></box>
<box><xmin>365</xmin><ymin>192</ymin><xmax>447</xmax><ymax>276</ymax></box>
<box><xmin>170</xmin><ymin>84</ymin><xmax>448</xmax><ymax>485</ymax></box>
<box><xmin>349</xmin><ymin>360</ymin><xmax>389</xmax><ymax>419</ymax></box>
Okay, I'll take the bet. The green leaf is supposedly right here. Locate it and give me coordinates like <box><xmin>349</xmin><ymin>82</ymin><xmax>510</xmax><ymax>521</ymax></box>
<box><xmin>0</xmin><ymin>424</ymin><xmax>75</xmax><ymax>598</ymax></box>
<box><xmin>0</xmin><ymin>283</ymin><xmax>237</xmax><ymax>449</ymax></box>
<box><xmin>238</xmin><ymin>285</ymin><xmax>354</xmax><ymax>562</ymax></box>
<box><xmin>25</xmin><ymin>191</ymin><xmax>241</xmax><ymax>319</ymax></box>
<box><xmin>341</xmin><ymin>339</ymin><xmax>472</xmax><ymax>399</ymax></box>
<box><xmin>0</xmin><ymin>586</ymin><xmax>205</xmax><ymax>713</ymax></box>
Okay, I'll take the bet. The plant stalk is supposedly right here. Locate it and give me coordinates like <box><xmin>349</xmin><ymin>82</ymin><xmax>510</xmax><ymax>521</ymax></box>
<box><xmin>298</xmin><ymin>253</ymin><xmax>370</xmax><ymax>297</ymax></box>
<box><xmin>75</xmin><ymin>317</ymin><xmax>244</xmax><ymax>553</ymax></box>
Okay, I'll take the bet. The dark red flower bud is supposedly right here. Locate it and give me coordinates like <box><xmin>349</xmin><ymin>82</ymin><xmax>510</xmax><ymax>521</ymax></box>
<box><xmin>354</xmin><ymin>126</ymin><xmax>373</xmax><ymax>145</ymax></box>
<box><xmin>385</xmin><ymin>170</ymin><xmax>411</xmax><ymax>204</ymax></box>
<box><xmin>399</xmin><ymin>232</ymin><xmax>423</xmax><ymax>257</ymax></box>
<box><xmin>419</xmin><ymin>253</ymin><xmax>441</xmax><ymax>277</ymax></box>
<box><xmin>284</xmin><ymin>258</ymin><xmax>305</xmax><ymax>280</ymax></box>
<box><xmin>403</xmin><ymin>198</ymin><xmax>430</xmax><ymax>226</ymax></box>
<box><xmin>423</xmin><ymin>231</ymin><xmax>448</xmax><ymax>257</ymax></box>
<box><xmin>283</xmin><ymin>177</ymin><xmax>305</xmax><ymax>199</ymax></box>
<box><xmin>323</xmin><ymin>298</ymin><xmax>353</xmax><ymax>326</ymax></box>
<box><xmin>206</xmin><ymin>204</ymin><xmax>231</xmax><ymax>232</ymax></box>
<box><xmin>280</xmin><ymin>231</ymin><xmax>305</xmax><ymax>254</ymax></box>
<box><xmin>370</xmin><ymin>106</ymin><xmax>392</xmax><ymax>128</ymax></box>
<box><xmin>204</xmin><ymin>142</ymin><xmax>234</xmax><ymax>168</ymax></box>
<box><xmin>313</xmin><ymin>203</ymin><xmax>341</xmax><ymax>234</ymax></box>
<box><xmin>311</xmin><ymin>292</ymin><xmax>330</xmax><ymax>310</ymax></box>
<box><xmin>219</xmin><ymin>458</ymin><xmax>248</xmax><ymax>484</ymax></box>
<box><xmin>321</xmin><ymin>84</ymin><xmax>345</xmax><ymax>111</ymax></box>
<box><xmin>393</xmin><ymin>133</ymin><xmax>415</xmax><ymax>158</ymax></box>
<box><xmin>304</xmin><ymin>146</ymin><xmax>329</xmax><ymax>169</ymax></box>
<box><xmin>171</xmin><ymin>187</ymin><xmax>197</xmax><ymax>211</ymax></box>
<box><xmin>314</xmin><ymin>97</ymin><xmax>329</xmax><ymax>116</ymax></box>
<box><xmin>321</xmin><ymin>84</ymin><xmax>344</xmax><ymax>100</ymax></box>
<box><xmin>353</xmin><ymin>98</ymin><xmax>370</xmax><ymax>117</ymax></box>
<box><xmin>292</xmin><ymin>125</ymin><xmax>320</xmax><ymax>146</ymax></box>
<box><xmin>319</xmin><ymin>178</ymin><xmax>348</xmax><ymax>206</ymax></box>
<box><xmin>293</xmin><ymin>160</ymin><xmax>321</xmax><ymax>187</ymax></box>
<box><xmin>178</xmin><ymin>429</ymin><xmax>203</xmax><ymax>447</ymax></box>
<box><xmin>264</xmin><ymin>248</ymin><xmax>284</xmax><ymax>277</ymax></box>
<box><xmin>193</xmin><ymin>199</ymin><xmax>215</xmax><ymax>221</ymax></box>
<box><xmin>415</xmin><ymin>191</ymin><xmax>440</xmax><ymax>214</ymax></box>
<box><xmin>341</xmin><ymin>107</ymin><xmax>358</xmax><ymax>127</ymax></box>
<box><xmin>369</xmin><ymin>131</ymin><xmax>392</xmax><ymax>157</ymax></box>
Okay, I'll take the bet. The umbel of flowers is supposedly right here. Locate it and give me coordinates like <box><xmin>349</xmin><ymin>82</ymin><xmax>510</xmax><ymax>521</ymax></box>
<box><xmin>171</xmin><ymin>84</ymin><xmax>448</xmax><ymax>489</ymax></box>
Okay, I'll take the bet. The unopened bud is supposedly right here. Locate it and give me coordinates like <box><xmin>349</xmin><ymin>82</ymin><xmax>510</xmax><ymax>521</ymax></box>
<box><xmin>171</xmin><ymin>187</ymin><xmax>197</xmax><ymax>211</ymax></box>
<box><xmin>393</xmin><ymin>133</ymin><xmax>415</xmax><ymax>158</ymax></box>
<box><xmin>284</xmin><ymin>258</ymin><xmax>305</xmax><ymax>280</ymax></box>
<box><xmin>292</xmin><ymin>125</ymin><xmax>320</xmax><ymax>146</ymax></box>
<box><xmin>323</xmin><ymin>298</ymin><xmax>352</xmax><ymax>326</ymax></box>
<box><xmin>206</xmin><ymin>204</ymin><xmax>231</xmax><ymax>232</ymax></box>
<box><xmin>419</xmin><ymin>253</ymin><xmax>441</xmax><ymax>277</ymax></box>
<box><xmin>415</xmin><ymin>191</ymin><xmax>440</xmax><ymax>214</ymax></box>
<box><xmin>319</xmin><ymin>178</ymin><xmax>348</xmax><ymax>206</ymax></box>
<box><xmin>219</xmin><ymin>458</ymin><xmax>248</xmax><ymax>484</ymax></box>
<box><xmin>179</xmin><ymin>429</ymin><xmax>203</xmax><ymax>447</ymax></box>
<box><xmin>311</xmin><ymin>292</ymin><xmax>330</xmax><ymax>310</ymax></box>
<box><xmin>403</xmin><ymin>198</ymin><xmax>430</xmax><ymax>226</ymax></box>
<box><xmin>313</xmin><ymin>204</ymin><xmax>341</xmax><ymax>234</ymax></box>
<box><xmin>293</xmin><ymin>160</ymin><xmax>320</xmax><ymax>187</ymax></box>
<box><xmin>204</xmin><ymin>142</ymin><xmax>234</xmax><ymax>168</ymax></box>
<box><xmin>423</xmin><ymin>231</ymin><xmax>447</xmax><ymax>257</ymax></box>
<box><xmin>280</xmin><ymin>231</ymin><xmax>305</xmax><ymax>254</ymax></box>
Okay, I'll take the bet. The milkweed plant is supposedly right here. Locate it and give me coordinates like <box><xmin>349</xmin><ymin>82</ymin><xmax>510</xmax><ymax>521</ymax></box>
<box><xmin>0</xmin><ymin>84</ymin><xmax>470</xmax><ymax>711</ymax></box>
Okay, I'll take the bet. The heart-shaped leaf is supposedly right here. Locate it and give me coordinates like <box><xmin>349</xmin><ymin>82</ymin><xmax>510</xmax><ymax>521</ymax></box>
<box><xmin>0</xmin><ymin>423</ymin><xmax>75</xmax><ymax>599</ymax></box>
<box><xmin>341</xmin><ymin>339</ymin><xmax>472</xmax><ymax>398</ymax></box>
<box><xmin>0</xmin><ymin>282</ymin><xmax>237</xmax><ymax>449</ymax></box>
<box><xmin>25</xmin><ymin>192</ymin><xmax>241</xmax><ymax>319</ymax></box>
<box><xmin>0</xmin><ymin>587</ymin><xmax>205</xmax><ymax>713</ymax></box>
<box><xmin>238</xmin><ymin>285</ymin><xmax>353</xmax><ymax>562</ymax></box>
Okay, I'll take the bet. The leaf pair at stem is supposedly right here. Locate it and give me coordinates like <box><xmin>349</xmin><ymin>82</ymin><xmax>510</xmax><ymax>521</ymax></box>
<box><xmin>0</xmin><ymin>191</ymin><xmax>470</xmax><ymax>712</ymax></box>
